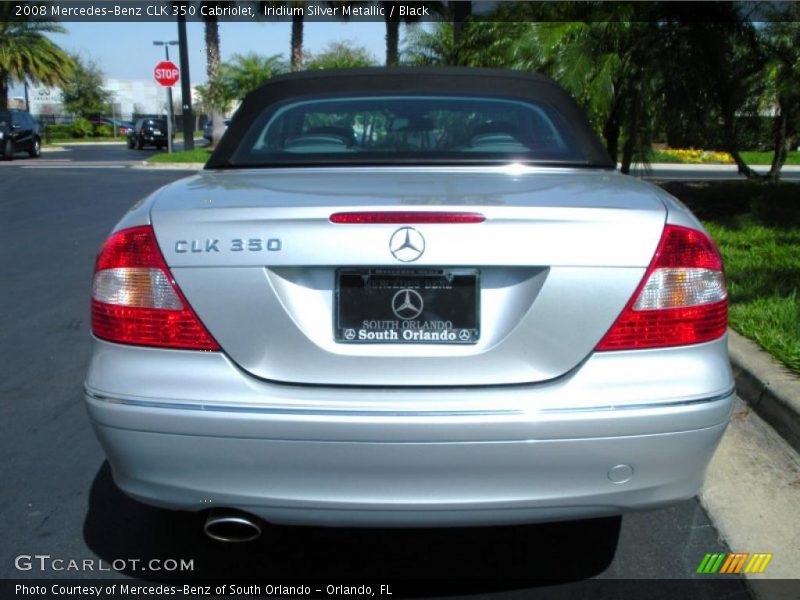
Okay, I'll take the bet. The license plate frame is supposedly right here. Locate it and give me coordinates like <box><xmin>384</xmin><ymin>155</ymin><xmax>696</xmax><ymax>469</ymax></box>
<box><xmin>335</xmin><ymin>268</ymin><xmax>480</xmax><ymax>344</ymax></box>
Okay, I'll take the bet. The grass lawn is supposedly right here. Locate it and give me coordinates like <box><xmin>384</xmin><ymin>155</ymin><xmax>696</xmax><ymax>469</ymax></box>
<box><xmin>658</xmin><ymin>181</ymin><xmax>800</xmax><ymax>374</ymax></box>
<box><xmin>44</xmin><ymin>137</ymin><xmax>124</xmax><ymax>145</ymax></box>
<box><xmin>739</xmin><ymin>151</ymin><xmax>800</xmax><ymax>166</ymax></box>
<box><xmin>145</xmin><ymin>149</ymin><xmax>212</xmax><ymax>163</ymax></box>
<box><xmin>651</xmin><ymin>149</ymin><xmax>800</xmax><ymax>165</ymax></box>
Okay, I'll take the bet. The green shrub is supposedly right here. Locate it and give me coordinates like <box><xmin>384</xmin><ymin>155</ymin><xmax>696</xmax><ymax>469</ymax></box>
<box><xmin>44</xmin><ymin>124</ymin><xmax>73</xmax><ymax>139</ymax></box>
<box><xmin>70</xmin><ymin>118</ymin><xmax>93</xmax><ymax>138</ymax></box>
<box><xmin>93</xmin><ymin>124</ymin><xmax>113</xmax><ymax>137</ymax></box>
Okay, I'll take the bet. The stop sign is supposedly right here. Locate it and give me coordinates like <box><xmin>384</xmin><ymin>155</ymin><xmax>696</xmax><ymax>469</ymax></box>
<box><xmin>154</xmin><ymin>61</ymin><xmax>180</xmax><ymax>87</ymax></box>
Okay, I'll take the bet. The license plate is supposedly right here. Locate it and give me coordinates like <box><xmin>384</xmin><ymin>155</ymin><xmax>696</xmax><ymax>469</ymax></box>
<box><xmin>153</xmin><ymin>129</ymin><xmax>162</xmax><ymax>135</ymax></box>
<box><xmin>335</xmin><ymin>269</ymin><xmax>479</xmax><ymax>344</ymax></box>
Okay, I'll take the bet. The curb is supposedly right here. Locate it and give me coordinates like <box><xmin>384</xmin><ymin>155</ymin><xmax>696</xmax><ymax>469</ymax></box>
<box><xmin>728</xmin><ymin>329</ymin><xmax>800</xmax><ymax>454</ymax></box>
<box><xmin>52</xmin><ymin>141</ymin><xmax>127</xmax><ymax>146</ymax></box>
<box><xmin>645</xmin><ymin>163</ymin><xmax>800</xmax><ymax>172</ymax></box>
<box><xmin>134</xmin><ymin>161</ymin><xmax>205</xmax><ymax>171</ymax></box>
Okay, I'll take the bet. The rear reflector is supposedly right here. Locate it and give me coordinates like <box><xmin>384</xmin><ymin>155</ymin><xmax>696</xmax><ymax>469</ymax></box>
<box><xmin>91</xmin><ymin>226</ymin><xmax>219</xmax><ymax>350</ymax></box>
<box><xmin>597</xmin><ymin>225</ymin><xmax>727</xmax><ymax>350</ymax></box>
<box><xmin>330</xmin><ymin>211</ymin><xmax>485</xmax><ymax>224</ymax></box>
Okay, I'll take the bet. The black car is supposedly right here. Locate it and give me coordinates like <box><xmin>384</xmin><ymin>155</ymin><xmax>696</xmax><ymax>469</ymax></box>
<box><xmin>0</xmin><ymin>109</ymin><xmax>41</xmax><ymax>161</ymax></box>
<box><xmin>127</xmin><ymin>118</ymin><xmax>172</xmax><ymax>150</ymax></box>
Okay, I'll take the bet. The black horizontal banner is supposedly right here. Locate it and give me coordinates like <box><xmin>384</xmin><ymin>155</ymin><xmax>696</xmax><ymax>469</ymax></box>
<box><xmin>3</xmin><ymin>1</ymin><xmax>798</xmax><ymax>23</ymax></box>
<box><xmin>5</xmin><ymin>579</ymin><xmax>800</xmax><ymax>600</ymax></box>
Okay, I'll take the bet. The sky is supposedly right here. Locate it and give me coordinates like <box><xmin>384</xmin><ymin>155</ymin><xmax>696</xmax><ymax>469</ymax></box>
<box><xmin>11</xmin><ymin>20</ymin><xmax>393</xmax><ymax>94</ymax></box>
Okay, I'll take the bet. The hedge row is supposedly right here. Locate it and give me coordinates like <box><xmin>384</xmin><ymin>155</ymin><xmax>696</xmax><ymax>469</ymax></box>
<box><xmin>44</xmin><ymin>119</ymin><xmax>115</xmax><ymax>140</ymax></box>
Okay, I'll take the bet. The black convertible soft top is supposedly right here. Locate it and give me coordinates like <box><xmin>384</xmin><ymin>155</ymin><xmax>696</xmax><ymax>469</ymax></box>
<box><xmin>206</xmin><ymin>67</ymin><xmax>615</xmax><ymax>169</ymax></box>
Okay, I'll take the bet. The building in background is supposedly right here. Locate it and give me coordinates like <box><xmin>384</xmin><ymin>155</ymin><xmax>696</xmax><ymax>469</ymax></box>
<box><xmin>25</xmin><ymin>78</ymin><xmax>200</xmax><ymax>123</ymax></box>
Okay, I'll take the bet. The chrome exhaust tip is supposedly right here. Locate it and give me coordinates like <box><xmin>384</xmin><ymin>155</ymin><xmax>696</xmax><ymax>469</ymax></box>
<box><xmin>203</xmin><ymin>510</ymin><xmax>262</xmax><ymax>543</ymax></box>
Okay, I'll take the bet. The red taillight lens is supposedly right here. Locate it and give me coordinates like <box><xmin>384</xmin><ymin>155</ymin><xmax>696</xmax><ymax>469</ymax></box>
<box><xmin>330</xmin><ymin>211</ymin><xmax>485</xmax><ymax>224</ymax></box>
<box><xmin>91</xmin><ymin>226</ymin><xmax>219</xmax><ymax>350</ymax></box>
<box><xmin>596</xmin><ymin>225</ymin><xmax>727</xmax><ymax>350</ymax></box>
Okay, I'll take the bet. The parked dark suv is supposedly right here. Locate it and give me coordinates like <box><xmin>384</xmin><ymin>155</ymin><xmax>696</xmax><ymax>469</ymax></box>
<box><xmin>0</xmin><ymin>109</ymin><xmax>41</xmax><ymax>161</ymax></box>
<box><xmin>127</xmin><ymin>118</ymin><xmax>172</xmax><ymax>150</ymax></box>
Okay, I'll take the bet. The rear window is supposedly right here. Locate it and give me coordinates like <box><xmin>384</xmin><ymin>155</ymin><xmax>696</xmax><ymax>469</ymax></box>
<box><xmin>231</xmin><ymin>95</ymin><xmax>590</xmax><ymax>167</ymax></box>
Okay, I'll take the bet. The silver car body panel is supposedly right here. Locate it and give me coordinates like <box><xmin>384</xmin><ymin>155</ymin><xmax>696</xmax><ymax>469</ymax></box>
<box><xmin>87</xmin><ymin>165</ymin><xmax>734</xmax><ymax>526</ymax></box>
<box><xmin>85</xmin><ymin>336</ymin><xmax>733</xmax><ymax>526</ymax></box>
<box><xmin>148</xmin><ymin>167</ymin><xmax>669</xmax><ymax>386</ymax></box>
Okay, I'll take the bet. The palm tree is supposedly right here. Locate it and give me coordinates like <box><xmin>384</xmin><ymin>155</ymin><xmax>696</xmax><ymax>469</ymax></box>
<box><xmin>289</xmin><ymin>1</ymin><xmax>304</xmax><ymax>71</ymax></box>
<box><xmin>657</xmin><ymin>16</ymin><xmax>768</xmax><ymax>179</ymax></box>
<box><xmin>258</xmin><ymin>1</ymin><xmax>306</xmax><ymax>71</ymax></box>
<box><xmin>382</xmin><ymin>1</ymin><xmax>444</xmax><ymax>67</ymax></box>
<box><xmin>508</xmin><ymin>6</ymin><xmax>664</xmax><ymax>173</ymax></box>
<box><xmin>257</xmin><ymin>2</ymin><xmax>350</xmax><ymax>72</ymax></box>
<box><xmin>402</xmin><ymin>20</ymin><xmax>524</xmax><ymax>68</ymax></box>
<box><xmin>201</xmin><ymin>2</ymin><xmax>227</xmax><ymax>147</ymax></box>
<box><xmin>220</xmin><ymin>52</ymin><xmax>287</xmax><ymax>98</ymax></box>
<box><xmin>759</xmin><ymin>18</ymin><xmax>800</xmax><ymax>181</ymax></box>
<box><xmin>0</xmin><ymin>20</ymin><xmax>74</xmax><ymax>112</ymax></box>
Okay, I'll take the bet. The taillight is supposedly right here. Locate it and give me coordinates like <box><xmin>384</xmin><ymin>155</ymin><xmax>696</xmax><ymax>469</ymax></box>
<box><xmin>91</xmin><ymin>225</ymin><xmax>219</xmax><ymax>350</ymax></box>
<box><xmin>596</xmin><ymin>225</ymin><xmax>727</xmax><ymax>350</ymax></box>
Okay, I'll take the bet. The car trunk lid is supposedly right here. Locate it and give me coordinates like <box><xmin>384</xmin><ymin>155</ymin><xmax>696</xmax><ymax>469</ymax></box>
<box><xmin>149</xmin><ymin>167</ymin><xmax>666</xmax><ymax>386</ymax></box>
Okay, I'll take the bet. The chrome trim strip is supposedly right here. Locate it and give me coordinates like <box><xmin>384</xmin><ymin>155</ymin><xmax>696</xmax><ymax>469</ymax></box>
<box><xmin>84</xmin><ymin>388</ymin><xmax>521</xmax><ymax>417</ymax></box>
<box><xmin>539</xmin><ymin>387</ymin><xmax>736</xmax><ymax>414</ymax></box>
<box><xmin>84</xmin><ymin>386</ymin><xmax>735</xmax><ymax>417</ymax></box>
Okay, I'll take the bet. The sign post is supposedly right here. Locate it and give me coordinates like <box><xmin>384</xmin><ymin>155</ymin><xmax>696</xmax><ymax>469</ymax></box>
<box><xmin>154</xmin><ymin>60</ymin><xmax>180</xmax><ymax>153</ymax></box>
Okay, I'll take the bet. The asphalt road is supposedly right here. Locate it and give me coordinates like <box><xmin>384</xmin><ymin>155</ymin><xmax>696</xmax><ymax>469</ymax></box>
<box><xmin>4</xmin><ymin>142</ymin><xmax>800</xmax><ymax>182</ymax></box>
<box><xmin>1</xmin><ymin>139</ymin><xmax>204</xmax><ymax>167</ymax></box>
<box><xmin>0</xmin><ymin>151</ymin><xmax>752</xmax><ymax>598</ymax></box>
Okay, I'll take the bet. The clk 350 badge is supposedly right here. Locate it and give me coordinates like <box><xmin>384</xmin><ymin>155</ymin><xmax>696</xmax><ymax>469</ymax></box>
<box><xmin>174</xmin><ymin>238</ymin><xmax>282</xmax><ymax>253</ymax></box>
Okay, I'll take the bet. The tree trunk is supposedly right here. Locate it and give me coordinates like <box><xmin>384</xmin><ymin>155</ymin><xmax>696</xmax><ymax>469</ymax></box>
<box><xmin>204</xmin><ymin>16</ymin><xmax>220</xmax><ymax>87</ymax></box>
<box><xmin>0</xmin><ymin>70</ymin><xmax>8</xmax><ymax>112</ymax></box>
<box><xmin>204</xmin><ymin>15</ymin><xmax>225</xmax><ymax>148</ymax></box>
<box><xmin>721</xmin><ymin>110</ymin><xmax>763</xmax><ymax>180</ymax></box>
<box><xmin>603</xmin><ymin>116</ymin><xmax>620</xmax><ymax>168</ymax></box>
<box><xmin>767</xmin><ymin>98</ymin><xmax>789</xmax><ymax>183</ymax></box>
<box><xmin>384</xmin><ymin>8</ymin><xmax>400</xmax><ymax>67</ymax></box>
<box><xmin>291</xmin><ymin>11</ymin><xmax>304</xmax><ymax>72</ymax></box>
<box><xmin>621</xmin><ymin>135</ymin><xmax>634</xmax><ymax>175</ymax></box>
<box><xmin>452</xmin><ymin>1</ymin><xmax>472</xmax><ymax>66</ymax></box>
<box><xmin>729</xmin><ymin>150</ymin><xmax>763</xmax><ymax>180</ymax></box>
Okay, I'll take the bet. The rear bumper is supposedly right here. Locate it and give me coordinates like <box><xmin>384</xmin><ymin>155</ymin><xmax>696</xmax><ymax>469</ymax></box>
<box><xmin>85</xmin><ymin>338</ymin><xmax>734</xmax><ymax>527</ymax></box>
<box><xmin>89</xmin><ymin>400</ymin><xmax>730</xmax><ymax>527</ymax></box>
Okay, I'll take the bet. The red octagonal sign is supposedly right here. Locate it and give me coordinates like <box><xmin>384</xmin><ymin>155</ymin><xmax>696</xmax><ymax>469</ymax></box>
<box><xmin>154</xmin><ymin>61</ymin><xmax>179</xmax><ymax>87</ymax></box>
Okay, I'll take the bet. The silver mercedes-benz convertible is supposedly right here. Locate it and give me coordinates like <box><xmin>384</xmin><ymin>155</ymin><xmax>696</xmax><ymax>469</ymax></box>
<box><xmin>85</xmin><ymin>68</ymin><xmax>733</xmax><ymax>540</ymax></box>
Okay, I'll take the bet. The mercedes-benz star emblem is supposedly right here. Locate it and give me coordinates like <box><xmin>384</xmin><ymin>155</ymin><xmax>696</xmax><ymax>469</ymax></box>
<box><xmin>391</xmin><ymin>289</ymin><xmax>424</xmax><ymax>320</ymax></box>
<box><xmin>389</xmin><ymin>227</ymin><xmax>425</xmax><ymax>262</ymax></box>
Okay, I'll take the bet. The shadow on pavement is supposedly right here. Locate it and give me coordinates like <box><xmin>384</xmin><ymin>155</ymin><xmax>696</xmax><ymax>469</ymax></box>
<box><xmin>83</xmin><ymin>462</ymin><xmax>620</xmax><ymax>588</ymax></box>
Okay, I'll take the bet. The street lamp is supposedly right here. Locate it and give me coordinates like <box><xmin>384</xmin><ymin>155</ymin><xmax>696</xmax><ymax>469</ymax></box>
<box><xmin>153</xmin><ymin>40</ymin><xmax>179</xmax><ymax>153</ymax></box>
<box><xmin>153</xmin><ymin>40</ymin><xmax>179</xmax><ymax>60</ymax></box>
